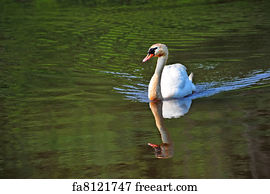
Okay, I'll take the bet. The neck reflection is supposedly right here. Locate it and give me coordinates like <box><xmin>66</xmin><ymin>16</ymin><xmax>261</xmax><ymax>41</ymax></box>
<box><xmin>148</xmin><ymin>98</ymin><xmax>192</xmax><ymax>159</ymax></box>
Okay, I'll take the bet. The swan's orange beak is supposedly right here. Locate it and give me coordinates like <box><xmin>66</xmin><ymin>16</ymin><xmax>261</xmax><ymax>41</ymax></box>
<box><xmin>142</xmin><ymin>54</ymin><xmax>154</xmax><ymax>62</ymax></box>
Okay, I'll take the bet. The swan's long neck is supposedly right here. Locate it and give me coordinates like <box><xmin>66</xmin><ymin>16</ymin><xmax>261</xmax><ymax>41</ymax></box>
<box><xmin>148</xmin><ymin>55</ymin><xmax>168</xmax><ymax>101</ymax></box>
<box><xmin>155</xmin><ymin>56</ymin><xmax>167</xmax><ymax>75</ymax></box>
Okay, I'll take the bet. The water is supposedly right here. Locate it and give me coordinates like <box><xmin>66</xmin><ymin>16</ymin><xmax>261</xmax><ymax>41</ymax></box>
<box><xmin>0</xmin><ymin>0</ymin><xmax>269</xmax><ymax>178</ymax></box>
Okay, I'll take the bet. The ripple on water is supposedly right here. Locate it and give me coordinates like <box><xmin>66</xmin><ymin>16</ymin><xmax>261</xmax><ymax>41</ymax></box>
<box><xmin>114</xmin><ymin>69</ymin><xmax>270</xmax><ymax>102</ymax></box>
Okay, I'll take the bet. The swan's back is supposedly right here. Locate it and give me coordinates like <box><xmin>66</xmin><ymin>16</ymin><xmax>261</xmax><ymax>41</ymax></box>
<box><xmin>161</xmin><ymin>63</ymin><xmax>195</xmax><ymax>99</ymax></box>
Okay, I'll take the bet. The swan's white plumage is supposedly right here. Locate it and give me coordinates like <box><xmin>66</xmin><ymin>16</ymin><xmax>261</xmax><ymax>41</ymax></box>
<box><xmin>160</xmin><ymin>63</ymin><xmax>196</xmax><ymax>99</ymax></box>
<box><xmin>143</xmin><ymin>43</ymin><xmax>196</xmax><ymax>100</ymax></box>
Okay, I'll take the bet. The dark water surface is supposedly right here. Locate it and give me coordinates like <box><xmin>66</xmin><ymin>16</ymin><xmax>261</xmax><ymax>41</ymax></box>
<box><xmin>0</xmin><ymin>0</ymin><xmax>270</xmax><ymax>178</ymax></box>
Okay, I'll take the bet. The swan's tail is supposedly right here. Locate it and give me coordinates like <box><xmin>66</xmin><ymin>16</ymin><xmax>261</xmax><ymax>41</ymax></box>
<box><xmin>189</xmin><ymin>72</ymin><xmax>196</xmax><ymax>91</ymax></box>
<box><xmin>189</xmin><ymin>72</ymin><xmax>194</xmax><ymax>82</ymax></box>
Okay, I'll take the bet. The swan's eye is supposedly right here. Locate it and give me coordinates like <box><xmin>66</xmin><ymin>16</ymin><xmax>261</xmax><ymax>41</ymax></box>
<box><xmin>148</xmin><ymin>47</ymin><xmax>158</xmax><ymax>54</ymax></box>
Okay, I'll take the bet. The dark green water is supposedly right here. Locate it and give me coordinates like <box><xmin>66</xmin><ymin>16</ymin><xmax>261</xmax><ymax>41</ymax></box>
<box><xmin>0</xmin><ymin>0</ymin><xmax>270</xmax><ymax>178</ymax></box>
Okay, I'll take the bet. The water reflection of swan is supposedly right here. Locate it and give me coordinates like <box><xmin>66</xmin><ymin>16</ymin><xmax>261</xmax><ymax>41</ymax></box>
<box><xmin>148</xmin><ymin>98</ymin><xmax>192</xmax><ymax>158</ymax></box>
<box><xmin>162</xmin><ymin>98</ymin><xmax>192</xmax><ymax>119</ymax></box>
<box><xmin>142</xmin><ymin>43</ymin><xmax>196</xmax><ymax>101</ymax></box>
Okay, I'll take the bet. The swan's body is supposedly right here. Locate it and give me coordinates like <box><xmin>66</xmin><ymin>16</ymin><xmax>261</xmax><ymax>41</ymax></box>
<box><xmin>161</xmin><ymin>63</ymin><xmax>195</xmax><ymax>99</ymax></box>
<box><xmin>143</xmin><ymin>43</ymin><xmax>196</xmax><ymax>101</ymax></box>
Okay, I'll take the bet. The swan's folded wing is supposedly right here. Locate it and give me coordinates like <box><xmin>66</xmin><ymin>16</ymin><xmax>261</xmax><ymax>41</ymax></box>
<box><xmin>161</xmin><ymin>64</ymin><xmax>194</xmax><ymax>99</ymax></box>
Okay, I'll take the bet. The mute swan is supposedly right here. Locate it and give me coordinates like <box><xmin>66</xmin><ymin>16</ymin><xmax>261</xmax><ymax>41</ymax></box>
<box><xmin>142</xmin><ymin>43</ymin><xmax>196</xmax><ymax>101</ymax></box>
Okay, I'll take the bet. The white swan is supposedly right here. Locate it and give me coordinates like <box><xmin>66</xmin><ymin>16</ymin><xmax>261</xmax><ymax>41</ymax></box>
<box><xmin>142</xmin><ymin>43</ymin><xmax>196</xmax><ymax>101</ymax></box>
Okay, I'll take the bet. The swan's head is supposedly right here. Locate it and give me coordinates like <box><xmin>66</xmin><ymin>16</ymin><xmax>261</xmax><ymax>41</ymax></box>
<box><xmin>142</xmin><ymin>43</ymin><xmax>168</xmax><ymax>62</ymax></box>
